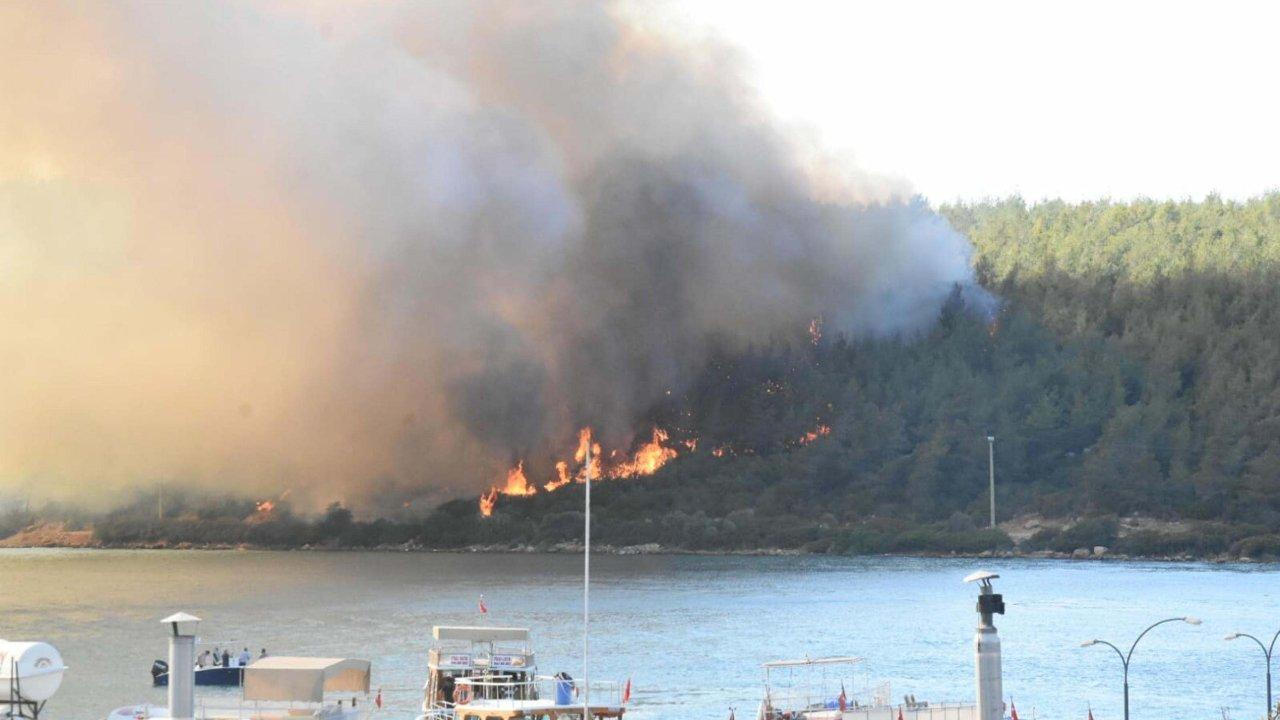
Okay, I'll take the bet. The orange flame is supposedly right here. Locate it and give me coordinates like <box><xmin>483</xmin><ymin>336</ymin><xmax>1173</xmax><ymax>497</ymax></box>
<box><xmin>574</xmin><ymin>427</ymin><xmax>603</xmax><ymax>479</ymax></box>
<box><xmin>479</xmin><ymin>487</ymin><xmax>498</xmax><ymax>517</ymax></box>
<box><xmin>256</xmin><ymin>499</ymin><xmax>276</xmax><ymax>513</ymax></box>
<box><xmin>502</xmin><ymin>461</ymin><xmax>537</xmax><ymax>496</ymax></box>
<box><xmin>478</xmin><ymin>425</ymin><xmax>683</xmax><ymax>516</ymax></box>
<box><xmin>544</xmin><ymin>461</ymin><xmax>572</xmax><ymax>492</ymax></box>
<box><xmin>798</xmin><ymin>424</ymin><xmax>832</xmax><ymax>445</ymax></box>
<box><xmin>612</xmin><ymin>427</ymin><xmax>678</xmax><ymax>477</ymax></box>
<box><xmin>808</xmin><ymin>317</ymin><xmax>823</xmax><ymax>345</ymax></box>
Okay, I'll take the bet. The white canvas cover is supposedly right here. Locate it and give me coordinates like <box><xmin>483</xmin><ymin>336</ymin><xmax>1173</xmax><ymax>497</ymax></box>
<box><xmin>243</xmin><ymin>657</ymin><xmax>371</xmax><ymax>702</ymax></box>
<box><xmin>432</xmin><ymin>626</ymin><xmax>529</xmax><ymax>642</ymax></box>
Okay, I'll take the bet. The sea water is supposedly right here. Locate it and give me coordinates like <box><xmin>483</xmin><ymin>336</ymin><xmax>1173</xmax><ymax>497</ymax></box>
<box><xmin>0</xmin><ymin>549</ymin><xmax>1275</xmax><ymax>720</ymax></box>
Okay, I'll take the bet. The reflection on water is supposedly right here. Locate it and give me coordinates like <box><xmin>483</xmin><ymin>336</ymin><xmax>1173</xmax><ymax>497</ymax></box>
<box><xmin>1</xmin><ymin>549</ymin><xmax>1277</xmax><ymax>720</ymax></box>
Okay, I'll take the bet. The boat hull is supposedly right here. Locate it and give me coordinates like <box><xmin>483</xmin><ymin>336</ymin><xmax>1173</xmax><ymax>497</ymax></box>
<box><xmin>152</xmin><ymin>666</ymin><xmax>244</xmax><ymax>687</ymax></box>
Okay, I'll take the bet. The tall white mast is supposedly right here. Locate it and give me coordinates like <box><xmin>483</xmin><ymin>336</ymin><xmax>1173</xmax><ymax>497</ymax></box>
<box><xmin>582</xmin><ymin>440</ymin><xmax>592</xmax><ymax>717</ymax></box>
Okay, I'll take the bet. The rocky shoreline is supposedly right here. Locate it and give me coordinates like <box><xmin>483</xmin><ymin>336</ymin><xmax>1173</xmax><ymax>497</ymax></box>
<box><xmin>0</xmin><ymin>535</ymin><xmax>1268</xmax><ymax>564</ymax></box>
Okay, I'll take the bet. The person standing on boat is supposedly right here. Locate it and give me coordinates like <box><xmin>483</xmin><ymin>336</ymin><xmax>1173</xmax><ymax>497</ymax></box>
<box><xmin>197</xmin><ymin>650</ymin><xmax>210</xmax><ymax>668</ymax></box>
<box><xmin>221</xmin><ymin>649</ymin><xmax>231</xmax><ymax>668</ymax></box>
<box><xmin>259</xmin><ymin>648</ymin><xmax>268</xmax><ymax>659</ymax></box>
<box><xmin>237</xmin><ymin>648</ymin><xmax>251</xmax><ymax>666</ymax></box>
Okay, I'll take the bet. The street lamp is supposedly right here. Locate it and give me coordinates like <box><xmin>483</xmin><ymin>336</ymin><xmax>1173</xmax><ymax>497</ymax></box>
<box><xmin>1225</xmin><ymin>629</ymin><xmax>1280</xmax><ymax>716</ymax></box>
<box><xmin>986</xmin><ymin>436</ymin><xmax>995</xmax><ymax>528</ymax></box>
<box><xmin>1081</xmin><ymin>616</ymin><xmax>1201</xmax><ymax>720</ymax></box>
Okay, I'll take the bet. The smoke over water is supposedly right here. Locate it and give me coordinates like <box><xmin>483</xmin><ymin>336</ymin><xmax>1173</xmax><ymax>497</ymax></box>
<box><xmin>0</xmin><ymin>1</ymin><xmax>985</xmax><ymax>510</ymax></box>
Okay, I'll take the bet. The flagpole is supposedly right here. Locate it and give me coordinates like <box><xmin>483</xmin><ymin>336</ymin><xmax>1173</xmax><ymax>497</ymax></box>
<box><xmin>583</xmin><ymin>440</ymin><xmax>592</xmax><ymax>718</ymax></box>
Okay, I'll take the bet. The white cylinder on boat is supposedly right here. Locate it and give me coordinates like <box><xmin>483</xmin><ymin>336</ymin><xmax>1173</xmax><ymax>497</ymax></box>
<box><xmin>168</xmin><ymin>634</ymin><xmax>196</xmax><ymax>719</ymax></box>
<box><xmin>0</xmin><ymin>640</ymin><xmax>67</xmax><ymax>702</ymax></box>
<box><xmin>974</xmin><ymin>627</ymin><xmax>1002</xmax><ymax>720</ymax></box>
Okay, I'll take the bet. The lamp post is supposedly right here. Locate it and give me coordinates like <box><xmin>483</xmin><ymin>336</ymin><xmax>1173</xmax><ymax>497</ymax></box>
<box><xmin>986</xmin><ymin>436</ymin><xmax>995</xmax><ymax>528</ymax></box>
<box><xmin>1225</xmin><ymin>629</ymin><xmax>1280</xmax><ymax>716</ymax></box>
<box><xmin>1081</xmin><ymin>616</ymin><xmax>1201</xmax><ymax>720</ymax></box>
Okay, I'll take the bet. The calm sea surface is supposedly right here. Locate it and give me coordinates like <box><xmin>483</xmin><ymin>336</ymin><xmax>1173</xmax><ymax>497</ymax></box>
<box><xmin>1</xmin><ymin>550</ymin><xmax>1276</xmax><ymax>720</ymax></box>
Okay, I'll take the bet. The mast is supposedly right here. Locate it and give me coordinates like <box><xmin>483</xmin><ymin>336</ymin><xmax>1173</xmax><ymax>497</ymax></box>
<box><xmin>582</xmin><ymin>440</ymin><xmax>592</xmax><ymax>717</ymax></box>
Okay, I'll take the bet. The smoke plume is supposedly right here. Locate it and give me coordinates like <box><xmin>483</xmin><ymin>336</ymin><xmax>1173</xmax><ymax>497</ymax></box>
<box><xmin>0</xmin><ymin>1</ymin><xmax>983</xmax><ymax>509</ymax></box>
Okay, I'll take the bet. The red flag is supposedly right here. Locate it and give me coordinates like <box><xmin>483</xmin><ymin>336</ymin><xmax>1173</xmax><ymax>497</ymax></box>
<box><xmin>897</xmin><ymin>707</ymin><xmax>904</xmax><ymax>720</ymax></box>
<box><xmin>374</xmin><ymin>688</ymin><xmax>382</xmax><ymax>709</ymax></box>
<box><xmin>1010</xmin><ymin>699</ymin><xmax>1019</xmax><ymax>720</ymax></box>
<box><xmin>478</xmin><ymin>595</ymin><xmax>488</xmax><ymax>614</ymax></box>
<box><xmin>1087</xmin><ymin>707</ymin><xmax>1094</xmax><ymax>720</ymax></box>
<box><xmin>838</xmin><ymin>682</ymin><xmax>847</xmax><ymax>712</ymax></box>
<box><xmin>623</xmin><ymin>678</ymin><xmax>631</xmax><ymax>704</ymax></box>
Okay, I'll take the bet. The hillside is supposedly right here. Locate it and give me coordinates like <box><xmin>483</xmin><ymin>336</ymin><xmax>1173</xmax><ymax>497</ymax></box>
<box><xmin>8</xmin><ymin>195</ymin><xmax>1280</xmax><ymax>558</ymax></box>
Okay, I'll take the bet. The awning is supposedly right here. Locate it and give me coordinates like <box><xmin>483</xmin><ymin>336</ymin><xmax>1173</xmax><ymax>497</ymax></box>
<box><xmin>433</xmin><ymin>626</ymin><xmax>529</xmax><ymax>642</ymax></box>
<box><xmin>243</xmin><ymin>657</ymin><xmax>371</xmax><ymax>702</ymax></box>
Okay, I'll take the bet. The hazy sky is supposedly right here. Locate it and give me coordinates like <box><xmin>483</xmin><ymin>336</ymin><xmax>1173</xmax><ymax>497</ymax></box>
<box><xmin>661</xmin><ymin>0</ymin><xmax>1279</xmax><ymax>203</ymax></box>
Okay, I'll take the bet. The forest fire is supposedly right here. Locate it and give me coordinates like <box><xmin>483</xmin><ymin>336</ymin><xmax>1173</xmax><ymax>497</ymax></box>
<box><xmin>478</xmin><ymin>426</ymin><xmax>681</xmax><ymax>516</ymax></box>
<box><xmin>798</xmin><ymin>424</ymin><xmax>831</xmax><ymax>445</ymax></box>
<box><xmin>611</xmin><ymin>428</ymin><xmax>679</xmax><ymax>477</ymax></box>
<box><xmin>501</xmin><ymin>461</ymin><xmax>537</xmax><ymax>496</ymax></box>
<box><xmin>478</xmin><ymin>487</ymin><xmax>498</xmax><ymax>517</ymax></box>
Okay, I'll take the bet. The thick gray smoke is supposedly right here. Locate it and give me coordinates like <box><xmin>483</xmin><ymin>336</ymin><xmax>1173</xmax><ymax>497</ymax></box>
<box><xmin>0</xmin><ymin>0</ymin><xmax>983</xmax><ymax>509</ymax></box>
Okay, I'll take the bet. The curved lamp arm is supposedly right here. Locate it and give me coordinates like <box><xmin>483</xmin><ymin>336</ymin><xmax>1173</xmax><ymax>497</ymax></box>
<box><xmin>1082</xmin><ymin>639</ymin><xmax>1128</xmax><ymax>671</ymax></box>
<box><xmin>1127</xmin><ymin>617</ymin><xmax>1199</xmax><ymax>666</ymax></box>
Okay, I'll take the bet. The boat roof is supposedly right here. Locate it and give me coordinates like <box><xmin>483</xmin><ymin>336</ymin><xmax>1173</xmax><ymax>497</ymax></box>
<box><xmin>763</xmin><ymin>656</ymin><xmax>864</xmax><ymax>668</ymax></box>
<box><xmin>243</xmin><ymin>656</ymin><xmax>371</xmax><ymax>702</ymax></box>
<box><xmin>434</xmin><ymin>626</ymin><xmax>530</xmax><ymax>642</ymax></box>
<box><xmin>461</xmin><ymin>699</ymin><xmax>624</xmax><ymax>711</ymax></box>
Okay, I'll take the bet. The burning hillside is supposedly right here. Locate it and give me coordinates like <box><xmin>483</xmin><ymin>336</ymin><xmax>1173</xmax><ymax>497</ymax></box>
<box><xmin>479</xmin><ymin>427</ymin><xmax>683</xmax><ymax>517</ymax></box>
<box><xmin>478</xmin><ymin>421</ymin><xmax>833</xmax><ymax>517</ymax></box>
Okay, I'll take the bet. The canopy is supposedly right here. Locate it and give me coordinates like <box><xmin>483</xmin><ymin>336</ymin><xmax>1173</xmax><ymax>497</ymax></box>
<box><xmin>243</xmin><ymin>657</ymin><xmax>370</xmax><ymax>702</ymax></box>
<box><xmin>433</xmin><ymin>626</ymin><xmax>529</xmax><ymax>642</ymax></box>
<box><xmin>762</xmin><ymin>656</ymin><xmax>863</xmax><ymax>668</ymax></box>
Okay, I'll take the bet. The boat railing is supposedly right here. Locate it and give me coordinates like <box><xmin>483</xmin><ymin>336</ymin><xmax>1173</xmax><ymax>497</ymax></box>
<box><xmin>454</xmin><ymin>675</ymin><xmax>623</xmax><ymax>707</ymax></box>
<box><xmin>760</xmin><ymin>700</ymin><xmax>976</xmax><ymax>720</ymax></box>
<box><xmin>164</xmin><ymin>696</ymin><xmax>371</xmax><ymax>719</ymax></box>
<box><xmin>836</xmin><ymin>703</ymin><xmax>978</xmax><ymax>720</ymax></box>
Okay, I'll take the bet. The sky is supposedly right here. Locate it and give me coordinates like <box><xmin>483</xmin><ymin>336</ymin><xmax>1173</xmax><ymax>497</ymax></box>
<box><xmin>659</xmin><ymin>0</ymin><xmax>1280</xmax><ymax>204</ymax></box>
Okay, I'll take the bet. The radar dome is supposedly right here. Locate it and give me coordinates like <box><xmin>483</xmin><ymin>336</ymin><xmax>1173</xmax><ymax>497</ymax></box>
<box><xmin>0</xmin><ymin>641</ymin><xmax>66</xmax><ymax>702</ymax></box>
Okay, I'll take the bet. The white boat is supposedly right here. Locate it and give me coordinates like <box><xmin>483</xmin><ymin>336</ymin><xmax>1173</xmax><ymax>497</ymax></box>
<box><xmin>755</xmin><ymin>656</ymin><xmax>975</xmax><ymax>720</ymax></box>
<box><xmin>416</xmin><ymin>626</ymin><xmax>624</xmax><ymax>720</ymax></box>
<box><xmin>109</xmin><ymin>648</ymin><xmax>373</xmax><ymax>719</ymax></box>
<box><xmin>417</xmin><ymin>439</ymin><xmax>628</xmax><ymax>720</ymax></box>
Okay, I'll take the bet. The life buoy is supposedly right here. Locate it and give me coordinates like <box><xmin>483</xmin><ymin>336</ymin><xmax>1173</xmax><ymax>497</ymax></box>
<box><xmin>455</xmin><ymin>685</ymin><xmax>473</xmax><ymax>704</ymax></box>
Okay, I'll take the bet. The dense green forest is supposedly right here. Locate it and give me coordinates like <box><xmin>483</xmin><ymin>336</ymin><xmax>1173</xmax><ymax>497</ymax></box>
<box><xmin>8</xmin><ymin>195</ymin><xmax>1280</xmax><ymax>557</ymax></box>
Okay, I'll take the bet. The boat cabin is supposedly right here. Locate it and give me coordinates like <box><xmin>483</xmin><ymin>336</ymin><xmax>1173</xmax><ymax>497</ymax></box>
<box><xmin>419</xmin><ymin>627</ymin><xmax>625</xmax><ymax>720</ymax></box>
<box><xmin>423</xmin><ymin>626</ymin><xmax>538</xmax><ymax>711</ymax></box>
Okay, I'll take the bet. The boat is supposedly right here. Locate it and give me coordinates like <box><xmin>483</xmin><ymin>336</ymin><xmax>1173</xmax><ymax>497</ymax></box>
<box><xmin>755</xmin><ymin>656</ymin><xmax>975</xmax><ymax>720</ymax></box>
<box><xmin>750</xmin><ymin>572</ymin><xmax>1013</xmax><ymax>720</ymax></box>
<box><xmin>106</xmin><ymin>613</ymin><xmax>373</xmax><ymax>720</ymax></box>
<box><xmin>110</xmin><ymin>656</ymin><xmax>373</xmax><ymax>720</ymax></box>
<box><xmin>416</xmin><ymin>440</ymin><xmax>628</xmax><ymax>720</ymax></box>
<box><xmin>416</xmin><ymin>626</ymin><xmax>625</xmax><ymax>720</ymax></box>
<box><xmin>151</xmin><ymin>660</ymin><xmax>244</xmax><ymax>688</ymax></box>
